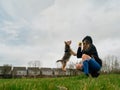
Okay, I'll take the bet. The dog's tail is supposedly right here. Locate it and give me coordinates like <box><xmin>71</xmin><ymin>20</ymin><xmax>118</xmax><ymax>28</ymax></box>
<box><xmin>56</xmin><ymin>60</ymin><xmax>62</xmax><ymax>62</ymax></box>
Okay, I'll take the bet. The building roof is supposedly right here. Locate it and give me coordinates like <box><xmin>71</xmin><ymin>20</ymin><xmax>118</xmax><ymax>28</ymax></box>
<box><xmin>27</xmin><ymin>67</ymin><xmax>40</xmax><ymax>70</ymax></box>
<box><xmin>41</xmin><ymin>68</ymin><xmax>52</xmax><ymax>70</ymax></box>
<box><xmin>13</xmin><ymin>67</ymin><xmax>26</xmax><ymax>71</ymax></box>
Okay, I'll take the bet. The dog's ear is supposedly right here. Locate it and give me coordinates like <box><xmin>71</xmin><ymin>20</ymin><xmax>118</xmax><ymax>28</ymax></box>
<box><xmin>69</xmin><ymin>40</ymin><xmax>72</xmax><ymax>44</ymax></box>
<box><xmin>64</xmin><ymin>41</ymin><xmax>67</xmax><ymax>44</ymax></box>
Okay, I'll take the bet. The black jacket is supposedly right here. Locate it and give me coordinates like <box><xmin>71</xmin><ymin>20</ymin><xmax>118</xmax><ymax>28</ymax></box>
<box><xmin>77</xmin><ymin>44</ymin><xmax>102</xmax><ymax>66</ymax></box>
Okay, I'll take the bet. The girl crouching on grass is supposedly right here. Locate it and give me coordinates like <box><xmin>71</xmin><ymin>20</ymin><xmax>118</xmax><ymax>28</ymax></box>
<box><xmin>71</xmin><ymin>36</ymin><xmax>102</xmax><ymax>77</ymax></box>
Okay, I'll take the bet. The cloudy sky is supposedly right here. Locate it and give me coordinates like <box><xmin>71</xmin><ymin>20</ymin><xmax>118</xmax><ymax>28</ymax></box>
<box><xmin>0</xmin><ymin>0</ymin><xmax>120</xmax><ymax>68</ymax></box>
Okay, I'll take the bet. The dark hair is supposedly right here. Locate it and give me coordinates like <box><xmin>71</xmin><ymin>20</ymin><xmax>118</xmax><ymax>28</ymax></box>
<box><xmin>82</xmin><ymin>36</ymin><xmax>93</xmax><ymax>44</ymax></box>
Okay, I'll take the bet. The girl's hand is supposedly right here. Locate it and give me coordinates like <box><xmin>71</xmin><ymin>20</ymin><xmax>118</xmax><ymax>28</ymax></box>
<box><xmin>78</xmin><ymin>42</ymin><xmax>82</xmax><ymax>47</ymax></box>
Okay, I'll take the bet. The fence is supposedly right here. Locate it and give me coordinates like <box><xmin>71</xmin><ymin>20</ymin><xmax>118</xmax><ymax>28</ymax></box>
<box><xmin>0</xmin><ymin>66</ymin><xmax>82</xmax><ymax>78</ymax></box>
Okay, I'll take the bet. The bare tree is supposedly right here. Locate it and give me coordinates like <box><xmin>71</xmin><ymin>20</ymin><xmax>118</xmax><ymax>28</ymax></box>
<box><xmin>28</xmin><ymin>60</ymin><xmax>41</xmax><ymax>68</ymax></box>
<box><xmin>2</xmin><ymin>64</ymin><xmax>12</xmax><ymax>78</ymax></box>
<box><xmin>28</xmin><ymin>60</ymin><xmax>41</xmax><ymax>78</ymax></box>
<box><xmin>114</xmin><ymin>59</ymin><xmax>119</xmax><ymax>70</ymax></box>
<box><xmin>102</xmin><ymin>55</ymin><xmax>120</xmax><ymax>73</ymax></box>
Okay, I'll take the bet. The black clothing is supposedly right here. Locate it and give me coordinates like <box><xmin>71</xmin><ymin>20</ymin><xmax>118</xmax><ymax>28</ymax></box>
<box><xmin>77</xmin><ymin>44</ymin><xmax>102</xmax><ymax>66</ymax></box>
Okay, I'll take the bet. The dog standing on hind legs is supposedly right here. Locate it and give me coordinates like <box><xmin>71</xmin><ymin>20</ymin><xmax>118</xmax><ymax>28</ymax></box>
<box><xmin>56</xmin><ymin>40</ymin><xmax>76</xmax><ymax>71</ymax></box>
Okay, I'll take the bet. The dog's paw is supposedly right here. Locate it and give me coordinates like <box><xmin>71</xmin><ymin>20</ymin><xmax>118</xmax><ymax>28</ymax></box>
<box><xmin>62</xmin><ymin>68</ymin><xmax>66</xmax><ymax>72</ymax></box>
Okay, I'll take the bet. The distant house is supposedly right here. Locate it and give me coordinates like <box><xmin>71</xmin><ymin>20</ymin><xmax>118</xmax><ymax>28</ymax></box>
<box><xmin>40</xmin><ymin>68</ymin><xmax>53</xmax><ymax>76</ymax></box>
<box><xmin>27</xmin><ymin>67</ymin><xmax>40</xmax><ymax>76</ymax></box>
<box><xmin>0</xmin><ymin>66</ymin><xmax>4</xmax><ymax>76</ymax></box>
<box><xmin>12</xmin><ymin>67</ymin><xmax>27</xmax><ymax>78</ymax></box>
<box><xmin>66</xmin><ymin>69</ymin><xmax>76</xmax><ymax>76</ymax></box>
<box><xmin>75</xmin><ymin>69</ymin><xmax>82</xmax><ymax>75</ymax></box>
<box><xmin>2</xmin><ymin>65</ymin><xmax>12</xmax><ymax>75</ymax></box>
<box><xmin>0</xmin><ymin>65</ymin><xmax>12</xmax><ymax>78</ymax></box>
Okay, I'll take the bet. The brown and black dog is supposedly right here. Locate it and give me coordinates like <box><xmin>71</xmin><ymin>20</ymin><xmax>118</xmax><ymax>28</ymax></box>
<box><xmin>56</xmin><ymin>41</ymin><xmax>76</xmax><ymax>71</ymax></box>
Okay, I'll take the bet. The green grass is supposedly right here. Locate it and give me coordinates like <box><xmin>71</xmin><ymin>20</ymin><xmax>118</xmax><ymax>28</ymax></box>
<box><xmin>0</xmin><ymin>74</ymin><xmax>120</xmax><ymax>90</ymax></box>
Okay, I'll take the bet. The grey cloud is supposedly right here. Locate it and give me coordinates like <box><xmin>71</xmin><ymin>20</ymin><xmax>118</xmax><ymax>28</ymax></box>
<box><xmin>0</xmin><ymin>0</ymin><xmax>120</xmax><ymax>67</ymax></box>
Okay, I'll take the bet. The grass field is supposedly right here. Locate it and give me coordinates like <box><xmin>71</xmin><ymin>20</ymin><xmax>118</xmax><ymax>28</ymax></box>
<box><xmin>0</xmin><ymin>74</ymin><xmax>120</xmax><ymax>90</ymax></box>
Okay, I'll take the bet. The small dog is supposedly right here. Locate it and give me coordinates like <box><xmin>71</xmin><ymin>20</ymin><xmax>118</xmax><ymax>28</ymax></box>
<box><xmin>56</xmin><ymin>41</ymin><xmax>72</xmax><ymax>71</ymax></box>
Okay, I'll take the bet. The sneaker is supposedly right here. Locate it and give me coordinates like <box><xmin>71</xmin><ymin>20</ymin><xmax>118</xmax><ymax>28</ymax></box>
<box><xmin>85</xmin><ymin>74</ymin><xmax>89</xmax><ymax>77</ymax></box>
<box><xmin>91</xmin><ymin>72</ymin><xmax>100</xmax><ymax>78</ymax></box>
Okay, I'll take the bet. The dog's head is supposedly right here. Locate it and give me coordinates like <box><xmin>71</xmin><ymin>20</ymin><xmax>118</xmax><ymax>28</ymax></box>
<box><xmin>64</xmin><ymin>40</ymin><xmax>71</xmax><ymax>46</ymax></box>
<box><xmin>64</xmin><ymin>41</ymin><xmax>71</xmax><ymax>52</ymax></box>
